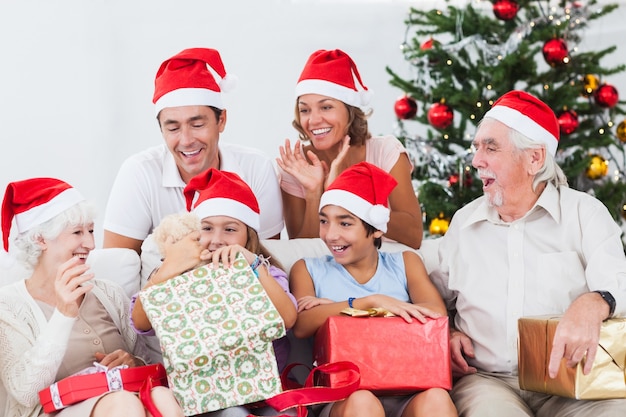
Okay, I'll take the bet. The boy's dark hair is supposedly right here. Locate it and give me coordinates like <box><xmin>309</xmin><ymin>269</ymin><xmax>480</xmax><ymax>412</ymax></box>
<box><xmin>362</xmin><ymin>220</ymin><xmax>382</xmax><ymax>249</ymax></box>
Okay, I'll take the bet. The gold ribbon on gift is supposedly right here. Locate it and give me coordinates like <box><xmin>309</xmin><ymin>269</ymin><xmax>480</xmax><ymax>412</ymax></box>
<box><xmin>518</xmin><ymin>315</ymin><xmax>626</xmax><ymax>399</ymax></box>
<box><xmin>340</xmin><ymin>307</ymin><xmax>395</xmax><ymax>317</ymax></box>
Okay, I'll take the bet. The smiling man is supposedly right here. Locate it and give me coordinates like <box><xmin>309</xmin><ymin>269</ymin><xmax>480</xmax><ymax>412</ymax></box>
<box><xmin>430</xmin><ymin>90</ymin><xmax>626</xmax><ymax>417</ymax></box>
<box><xmin>103</xmin><ymin>48</ymin><xmax>283</xmax><ymax>255</ymax></box>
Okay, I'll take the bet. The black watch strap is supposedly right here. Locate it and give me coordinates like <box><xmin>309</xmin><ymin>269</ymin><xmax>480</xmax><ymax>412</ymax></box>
<box><xmin>593</xmin><ymin>290</ymin><xmax>616</xmax><ymax>318</ymax></box>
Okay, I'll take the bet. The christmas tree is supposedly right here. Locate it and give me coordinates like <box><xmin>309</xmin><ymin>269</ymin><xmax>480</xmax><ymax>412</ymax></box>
<box><xmin>387</xmin><ymin>0</ymin><xmax>626</xmax><ymax>240</ymax></box>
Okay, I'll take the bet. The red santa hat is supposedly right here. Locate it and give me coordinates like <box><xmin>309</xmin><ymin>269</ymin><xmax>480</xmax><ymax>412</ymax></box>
<box><xmin>295</xmin><ymin>49</ymin><xmax>372</xmax><ymax>108</ymax></box>
<box><xmin>2</xmin><ymin>178</ymin><xmax>85</xmax><ymax>251</ymax></box>
<box><xmin>153</xmin><ymin>47</ymin><xmax>237</xmax><ymax>115</ymax></box>
<box><xmin>183</xmin><ymin>169</ymin><xmax>260</xmax><ymax>232</ymax></box>
<box><xmin>320</xmin><ymin>162</ymin><xmax>397</xmax><ymax>232</ymax></box>
<box><xmin>483</xmin><ymin>90</ymin><xmax>560</xmax><ymax>156</ymax></box>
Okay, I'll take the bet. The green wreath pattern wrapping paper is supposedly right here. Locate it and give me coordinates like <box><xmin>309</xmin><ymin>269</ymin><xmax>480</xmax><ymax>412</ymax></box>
<box><xmin>139</xmin><ymin>253</ymin><xmax>286</xmax><ymax>415</ymax></box>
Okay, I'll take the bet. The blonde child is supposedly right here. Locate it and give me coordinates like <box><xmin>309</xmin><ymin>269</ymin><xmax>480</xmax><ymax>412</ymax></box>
<box><xmin>289</xmin><ymin>162</ymin><xmax>457</xmax><ymax>417</ymax></box>
<box><xmin>131</xmin><ymin>168</ymin><xmax>297</xmax><ymax>417</ymax></box>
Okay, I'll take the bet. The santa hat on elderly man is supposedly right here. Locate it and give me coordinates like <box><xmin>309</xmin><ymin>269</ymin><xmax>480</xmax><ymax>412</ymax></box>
<box><xmin>153</xmin><ymin>47</ymin><xmax>237</xmax><ymax>115</ymax></box>
<box><xmin>320</xmin><ymin>162</ymin><xmax>397</xmax><ymax>232</ymax></box>
<box><xmin>2</xmin><ymin>178</ymin><xmax>85</xmax><ymax>251</ymax></box>
<box><xmin>183</xmin><ymin>169</ymin><xmax>260</xmax><ymax>232</ymax></box>
<box><xmin>295</xmin><ymin>49</ymin><xmax>372</xmax><ymax>108</ymax></box>
<box><xmin>483</xmin><ymin>90</ymin><xmax>560</xmax><ymax>156</ymax></box>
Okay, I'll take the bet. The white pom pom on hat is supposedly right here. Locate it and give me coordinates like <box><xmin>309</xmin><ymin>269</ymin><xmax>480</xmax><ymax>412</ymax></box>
<box><xmin>319</xmin><ymin>162</ymin><xmax>397</xmax><ymax>233</ymax></box>
<box><xmin>483</xmin><ymin>90</ymin><xmax>560</xmax><ymax>156</ymax></box>
<box><xmin>295</xmin><ymin>49</ymin><xmax>372</xmax><ymax>108</ymax></box>
<box><xmin>153</xmin><ymin>47</ymin><xmax>237</xmax><ymax>115</ymax></box>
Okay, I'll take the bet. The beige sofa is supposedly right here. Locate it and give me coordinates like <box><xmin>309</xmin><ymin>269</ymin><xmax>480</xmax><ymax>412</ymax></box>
<box><xmin>0</xmin><ymin>237</ymin><xmax>440</xmax><ymax>410</ymax></box>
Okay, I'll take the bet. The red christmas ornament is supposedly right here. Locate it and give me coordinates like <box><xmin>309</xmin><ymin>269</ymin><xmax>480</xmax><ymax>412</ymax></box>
<box><xmin>420</xmin><ymin>38</ymin><xmax>437</xmax><ymax>50</ymax></box>
<box><xmin>493</xmin><ymin>0</ymin><xmax>520</xmax><ymax>21</ymax></box>
<box><xmin>448</xmin><ymin>172</ymin><xmax>473</xmax><ymax>188</ymax></box>
<box><xmin>394</xmin><ymin>96</ymin><xmax>418</xmax><ymax>120</ymax></box>
<box><xmin>594</xmin><ymin>84</ymin><xmax>619</xmax><ymax>108</ymax></box>
<box><xmin>557</xmin><ymin>109</ymin><xmax>579</xmax><ymax>135</ymax></box>
<box><xmin>428</xmin><ymin>102</ymin><xmax>454</xmax><ymax>130</ymax></box>
<box><xmin>542</xmin><ymin>38</ymin><xmax>568</xmax><ymax>66</ymax></box>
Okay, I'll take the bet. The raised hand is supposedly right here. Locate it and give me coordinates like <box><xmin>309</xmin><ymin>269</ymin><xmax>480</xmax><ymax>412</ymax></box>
<box><xmin>54</xmin><ymin>256</ymin><xmax>94</xmax><ymax>318</ymax></box>
<box><xmin>277</xmin><ymin>139</ymin><xmax>328</xmax><ymax>195</ymax></box>
<box><xmin>324</xmin><ymin>135</ymin><xmax>351</xmax><ymax>189</ymax></box>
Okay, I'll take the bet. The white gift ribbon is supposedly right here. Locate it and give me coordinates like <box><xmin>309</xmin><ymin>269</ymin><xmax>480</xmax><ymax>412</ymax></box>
<box><xmin>49</xmin><ymin>382</ymin><xmax>66</xmax><ymax>410</ymax></box>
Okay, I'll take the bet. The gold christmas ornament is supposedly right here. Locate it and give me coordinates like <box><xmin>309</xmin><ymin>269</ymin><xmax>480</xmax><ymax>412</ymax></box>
<box><xmin>429</xmin><ymin>214</ymin><xmax>450</xmax><ymax>235</ymax></box>
<box><xmin>585</xmin><ymin>155</ymin><xmax>609</xmax><ymax>180</ymax></box>
<box><xmin>621</xmin><ymin>203</ymin><xmax>626</xmax><ymax>221</ymax></box>
<box><xmin>582</xmin><ymin>74</ymin><xmax>599</xmax><ymax>97</ymax></box>
<box><xmin>616</xmin><ymin>120</ymin><xmax>626</xmax><ymax>143</ymax></box>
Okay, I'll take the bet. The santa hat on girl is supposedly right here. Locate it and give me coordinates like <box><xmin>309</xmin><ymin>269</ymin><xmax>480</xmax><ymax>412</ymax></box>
<box><xmin>153</xmin><ymin>47</ymin><xmax>237</xmax><ymax>115</ymax></box>
<box><xmin>183</xmin><ymin>169</ymin><xmax>260</xmax><ymax>232</ymax></box>
<box><xmin>295</xmin><ymin>49</ymin><xmax>372</xmax><ymax>108</ymax></box>
<box><xmin>483</xmin><ymin>90</ymin><xmax>560</xmax><ymax>156</ymax></box>
<box><xmin>2</xmin><ymin>178</ymin><xmax>85</xmax><ymax>251</ymax></box>
<box><xmin>319</xmin><ymin>162</ymin><xmax>397</xmax><ymax>232</ymax></box>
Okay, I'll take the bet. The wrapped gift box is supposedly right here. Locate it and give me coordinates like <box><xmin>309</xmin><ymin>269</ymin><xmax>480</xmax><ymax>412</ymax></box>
<box><xmin>39</xmin><ymin>363</ymin><xmax>167</xmax><ymax>413</ymax></box>
<box><xmin>518</xmin><ymin>315</ymin><xmax>626</xmax><ymax>399</ymax></box>
<box><xmin>139</xmin><ymin>253</ymin><xmax>286</xmax><ymax>415</ymax></box>
<box><xmin>314</xmin><ymin>316</ymin><xmax>451</xmax><ymax>395</ymax></box>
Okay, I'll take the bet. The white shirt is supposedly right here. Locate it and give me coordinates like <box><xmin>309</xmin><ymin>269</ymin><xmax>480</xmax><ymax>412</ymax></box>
<box><xmin>430</xmin><ymin>183</ymin><xmax>626</xmax><ymax>374</ymax></box>
<box><xmin>103</xmin><ymin>143</ymin><xmax>284</xmax><ymax>240</ymax></box>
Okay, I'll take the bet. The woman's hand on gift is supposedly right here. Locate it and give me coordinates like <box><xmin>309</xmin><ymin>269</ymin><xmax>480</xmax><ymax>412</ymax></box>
<box><xmin>94</xmin><ymin>350</ymin><xmax>144</xmax><ymax>369</ymax></box>
<box><xmin>450</xmin><ymin>329</ymin><xmax>477</xmax><ymax>378</ymax></box>
<box><xmin>297</xmin><ymin>295</ymin><xmax>334</xmax><ymax>312</ymax></box>
<box><xmin>54</xmin><ymin>256</ymin><xmax>94</xmax><ymax>318</ymax></box>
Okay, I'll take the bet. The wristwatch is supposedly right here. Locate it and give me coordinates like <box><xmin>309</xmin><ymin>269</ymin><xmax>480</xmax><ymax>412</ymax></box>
<box><xmin>593</xmin><ymin>290</ymin><xmax>616</xmax><ymax>318</ymax></box>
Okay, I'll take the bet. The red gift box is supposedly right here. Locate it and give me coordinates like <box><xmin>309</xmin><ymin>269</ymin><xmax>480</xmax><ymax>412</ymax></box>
<box><xmin>314</xmin><ymin>316</ymin><xmax>451</xmax><ymax>395</ymax></box>
<box><xmin>39</xmin><ymin>363</ymin><xmax>167</xmax><ymax>413</ymax></box>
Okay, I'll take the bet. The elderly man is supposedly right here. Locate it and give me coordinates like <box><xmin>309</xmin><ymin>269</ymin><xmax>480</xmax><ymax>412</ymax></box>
<box><xmin>103</xmin><ymin>48</ymin><xmax>284</xmax><ymax>254</ymax></box>
<box><xmin>431</xmin><ymin>90</ymin><xmax>626</xmax><ymax>416</ymax></box>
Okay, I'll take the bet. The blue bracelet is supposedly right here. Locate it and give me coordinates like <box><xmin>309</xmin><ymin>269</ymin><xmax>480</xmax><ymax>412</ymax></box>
<box><xmin>348</xmin><ymin>297</ymin><xmax>356</xmax><ymax>308</ymax></box>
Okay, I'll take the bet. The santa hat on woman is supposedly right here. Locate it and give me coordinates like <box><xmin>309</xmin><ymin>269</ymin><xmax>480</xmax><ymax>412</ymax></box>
<box><xmin>295</xmin><ymin>49</ymin><xmax>372</xmax><ymax>108</ymax></box>
<box><xmin>2</xmin><ymin>178</ymin><xmax>85</xmax><ymax>251</ymax></box>
<box><xmin>183</xmin><ymin>169</ymin><xmax>260</xmax><ymax>232</ymax></box>
<box><xmin>483</xmin><ymin>90</ymin><xmax>560</xmax><ymax>156</ymax></box>
<box><xmin>320</xmin><ymin>162</ymin><xmax>397</xmax><ymax>232</ymax></box>
<box><xmin>153</xmin><ymin>47</ymin><xmax>237</xmax><ymax>115</ymax></box>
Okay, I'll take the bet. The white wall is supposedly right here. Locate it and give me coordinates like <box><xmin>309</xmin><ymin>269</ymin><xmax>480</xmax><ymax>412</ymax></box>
<box><xmin>1</xmin><ymin>0</ymin><xmax>625</xmax><ymax>247</ymax></box>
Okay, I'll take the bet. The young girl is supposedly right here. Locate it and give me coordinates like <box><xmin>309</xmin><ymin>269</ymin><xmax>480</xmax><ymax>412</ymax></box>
<box><xmin>277</xmin><ymin>49</ymin><xmax>423</xmax><ymax>249</ymax></box>
<box><xmin>289</xmin><ymin>162</ymin><xmax>457</xmax><ymax>417</ymax></box>
<box><xmin>131</xmin><ymin>168</ymin><xmax>297</xmax><ymax>417</ymax></box>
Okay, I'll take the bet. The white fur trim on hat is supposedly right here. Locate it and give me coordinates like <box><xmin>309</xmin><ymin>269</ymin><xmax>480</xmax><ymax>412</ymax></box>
<box><xmin>15</xmin><ymin>188</ymin><xmax>84</xmax><ymax>233</ymax></box>
<box><xmin>155</xmin><ymin>88</ymin><xmax>224</xmax><ymax>115</ymax></box>
<box><xmin>192</xmin><ymin>197</ymin><xmax>260</xmax><ymax>232</ymax></box>
<box><xmin>320</xmin><ymin>189</ymin><xmax>390</xmax><ymax>232</ymax></box>
<box><xmin>295</xmin><ymin>79</ymin><xmax>371</xmax><ymax>108</ymax></box>
<box><xmin>484</xmin><ymin>106</ymin><xmax>558</xmax><ymax>156</ymax></box>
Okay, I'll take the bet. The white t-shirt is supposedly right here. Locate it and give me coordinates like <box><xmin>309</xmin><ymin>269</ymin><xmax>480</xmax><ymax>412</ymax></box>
<box><xmin>103</xmin><ymin>143</ymin><xmax>284</xmax><ymax>240</ymax></box>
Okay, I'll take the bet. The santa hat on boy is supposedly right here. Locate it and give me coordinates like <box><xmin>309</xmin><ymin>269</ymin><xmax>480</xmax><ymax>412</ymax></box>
<box><xmin>2</xmin><ymin>178</ymin><xmax>85</xmax><ymax>251</ymax></box>
<box><xmin>295</xmin><ymin>49</ymin><xmax>372</xmax><ymax>108</ymax></box>
<box><xmin>183</xmin><ymin>169</ymin><xmax>260</xmax><ymax>232</ymax></box>
<box><xmin>483</xmin><ymin>90</ymin><xmax>560</xmax><ymax>156</ymax></box>
<box><xmin>153</xmin><ymin>48</ymin><xmax>237</xmax><ymax>115</ymax></box>
<box><xmin>319</xmin><ymin>162</ymin><xmax>397</xmax><ymax>232</ymax></box>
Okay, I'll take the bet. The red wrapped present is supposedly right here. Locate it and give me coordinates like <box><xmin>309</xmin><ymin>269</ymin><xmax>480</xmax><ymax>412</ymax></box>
<box><xmin>39</xmin><ymin>363</ymin><xmax>167</xmax><ymax>413</ymax></box>
<box><xmin>314</xmin><ymin>315</ymin><xmax>451</xmax><ymax>395</ymax></box>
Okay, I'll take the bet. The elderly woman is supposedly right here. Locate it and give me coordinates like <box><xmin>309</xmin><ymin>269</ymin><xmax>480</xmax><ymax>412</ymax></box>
<box><xmin>0</xmin><ymin>177</ymin><xmax>183</xmax><ymax>417</ymax></box>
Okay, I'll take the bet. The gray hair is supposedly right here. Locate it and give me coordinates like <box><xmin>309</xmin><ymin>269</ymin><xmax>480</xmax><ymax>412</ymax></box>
<box><xmin>12</xmin><ymin>201</ymin><xmax>97</xmax><ymax>269</ymax></box>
